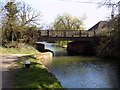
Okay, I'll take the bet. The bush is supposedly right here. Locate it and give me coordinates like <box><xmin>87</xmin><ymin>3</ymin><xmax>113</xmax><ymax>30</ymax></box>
<box><xmin>95</xmin><ymin>14</ymin><xmax>120</xmax><ymax>59</ymax></box>
<box><xmin>95</xmin><ymin>34</ymin><xmax>120</xmax><ymax>59</ymax></box>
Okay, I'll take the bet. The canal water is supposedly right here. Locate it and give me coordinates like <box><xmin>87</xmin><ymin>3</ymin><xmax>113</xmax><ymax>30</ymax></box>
<box><xmin>42</xmin><ymin>42</ymin><xmax>119</xmax><ymax>88</ymax></box>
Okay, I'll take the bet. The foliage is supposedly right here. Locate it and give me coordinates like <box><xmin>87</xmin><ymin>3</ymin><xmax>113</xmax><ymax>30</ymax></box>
<box><xmin>52</xmin><ymin>14</ymin><xmax>86</xmax><ymax>46</ymax></box>
<box><xmin>53</xmin><ymin>14</ymin><xmax>86</xmax><ymax>30</ymax></box>
<box><xmin>1</xmin><ymin>1</ymin><xmax>41</xmax><ymax>46</ymax></box>
<box><xmin>95</xmin><ymin>14</ymin><xmax>120</xmax><ymax>58</ymax></box>
<box><xmin>14</xmin><ymin>55</ymin><xmax>62</xmax><ymax>88</ymax></box>
<box><xmin>55</xmin><ymin>41</ymin><xmax>72</xmax><ymax>47</ymax></box>
<box><xmin>17</xmin><ymin>26</ymin><xmax>40</xmax><ymax>45</ymax></box>
<box><xmin>2</xmin><ymin>1</ymin><xmax>19</xmax><ymax>43</ymax></box>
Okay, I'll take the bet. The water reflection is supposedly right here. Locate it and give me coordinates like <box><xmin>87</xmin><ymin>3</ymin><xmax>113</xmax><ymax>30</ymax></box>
<box><xmin>40</xmin><ymin>42</ymin><xmax>119</xmax><ymax>88</ymax></box>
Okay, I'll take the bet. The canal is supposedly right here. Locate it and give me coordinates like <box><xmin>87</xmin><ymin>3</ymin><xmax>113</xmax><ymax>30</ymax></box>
<box><xmin>42</xmin><ymin>42</ymin><xmax>119</xmax><ymax>88</ymax></box>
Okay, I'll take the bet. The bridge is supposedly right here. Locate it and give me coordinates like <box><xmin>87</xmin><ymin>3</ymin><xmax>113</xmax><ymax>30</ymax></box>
<box><xmin>36</xmin><ymin>30</ymin><xmax>97</xmax><ymax>55</ymax></box>
<box><xmin>38</xmin><ymin>30</ymin><xmax>96</xmax><ymax>42</ymax></box>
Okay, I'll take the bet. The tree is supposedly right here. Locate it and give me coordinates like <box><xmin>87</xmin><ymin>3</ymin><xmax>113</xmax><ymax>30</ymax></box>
<box><xmin>0</xmin><ymin>1</ymin><xmax>4</xmax><ymax>45</ymax></box>
<box><xmin>18</xmin><ymin>26</ymin><xmax>40</xmax><ymax>45</ymax></box>
<box><xmin>53</xmin><ymin>14</ymin><xmax>86</xmax><ymax>30</ymax></box>
<box><xmin>99</xmin><ymin>0</ymin><xmax>119</xmax><ymax>18</ymax></box>
<box><xmin>95</xmin><ymin>14</ymin><xmax>120</xmax><ymax>58</ymax></box>
<box><xmin>1</xmin><ymin>1</ymin><xmax>42</xmax><ymax>46</ymax></box>
<box><xmin>2</xmin><ymin>1</ymin><xmax>19</xmax><ymax>43</ymax></box>
<box><xmin>52</xmin><ymin>14</ymin><xmax>86</xmax><ymax>46</ymax></box>
<box><xmin>17</xmin><ymin>2</ymin><xmax>41</xmax><ymax>26</ymax></box>
<box><xmin>16</xmin><ymin>2</ymin><xmax>42</xmax><ymax>44</ymax></box>
<box><xmin>93</xmin><ymin>0</ymin><xmax>120</xmax><ymax>58</ymax></box>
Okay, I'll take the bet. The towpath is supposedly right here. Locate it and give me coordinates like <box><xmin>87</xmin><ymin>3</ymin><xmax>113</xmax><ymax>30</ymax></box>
<box><xmin>0</xmin><ymin>54</ymin><xmax>29</xmax><ymax>89</ymax></box>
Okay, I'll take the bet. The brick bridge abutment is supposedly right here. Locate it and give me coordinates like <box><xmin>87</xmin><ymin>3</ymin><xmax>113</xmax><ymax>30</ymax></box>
<box><xmin>67</xmin><ymin>41</ymin><xmax>96</xmax><ymax>55</ymax></box>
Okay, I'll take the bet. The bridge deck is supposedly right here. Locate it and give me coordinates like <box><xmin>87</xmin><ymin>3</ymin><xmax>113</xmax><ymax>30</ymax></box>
<box><xmin>39</xmin><ymin>37</ymin><xmax>95</xmax><ymax>42</ymax></box>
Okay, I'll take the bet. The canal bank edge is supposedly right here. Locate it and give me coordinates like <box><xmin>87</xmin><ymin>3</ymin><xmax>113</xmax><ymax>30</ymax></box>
<box><xmin>13</xmin><ymin>52</ymin><xmax>62</xmax><ymax>88</ymax></box>
<box><xmin>34</xmin><ymin>52</ymin><xmax>62</xmax><ymax>87</ymax></box>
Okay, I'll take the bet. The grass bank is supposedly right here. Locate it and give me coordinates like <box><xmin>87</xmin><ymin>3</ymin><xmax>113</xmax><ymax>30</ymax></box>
<box><xmin>0</xmin><ymin>43</ymin><xmax>39</xmax><ymax>54</ymax></box>
<box><xmin>14</xmin><ymin>54</ymin><xmax>62</xmax><ymax>88</ymax></box>
<box><xmin>1</xmin><ymin>43</ymin><xmax>63</xmax><ymax>88</ymax></box>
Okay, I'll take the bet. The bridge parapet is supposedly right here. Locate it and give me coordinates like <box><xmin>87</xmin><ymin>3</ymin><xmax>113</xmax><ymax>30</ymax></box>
<box><xmin>39</xmin><ymin>30</ymin><xmax>95</xmax><ymax>37</ymax></box>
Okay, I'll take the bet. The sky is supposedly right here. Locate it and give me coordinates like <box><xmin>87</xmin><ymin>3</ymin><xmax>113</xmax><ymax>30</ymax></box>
<box><xmin>8</xmin><ymin>0</ymin><xmax>119</xmax><ymax>29</ymax></box>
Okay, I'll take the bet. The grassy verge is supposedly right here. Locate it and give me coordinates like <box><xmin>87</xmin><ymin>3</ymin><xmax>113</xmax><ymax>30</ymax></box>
<box><xmin>0</xmin><ymin>43</ymin><xmax>39</xmax><ymax>54</ymax></box>
<box><xmin>14</xmin><ymin>55</ymin><xmax>63</xmax><ymax>88</ymax></box>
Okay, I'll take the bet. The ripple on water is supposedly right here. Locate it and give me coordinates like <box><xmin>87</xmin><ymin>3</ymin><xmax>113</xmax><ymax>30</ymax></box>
<box><xmin>42</xmin><ymin>42</ymin><xmax>119</xmax><ymax>88</ymax></box>
<box><xmin>50</xmin><ymin>58</ymin><xmax>119</xmax><ymax>88</ymax></box>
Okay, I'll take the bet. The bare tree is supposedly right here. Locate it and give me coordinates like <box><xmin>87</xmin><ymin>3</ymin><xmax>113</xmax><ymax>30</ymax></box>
<box><xmin>99</xmin><ymin>0</ymin><xmax>119</xmax><ymax>17</ymax></box>
<box><xmin>17</xmin><ymin>2</ymin><xmax>41</xmax><ymax>26</ymax></box>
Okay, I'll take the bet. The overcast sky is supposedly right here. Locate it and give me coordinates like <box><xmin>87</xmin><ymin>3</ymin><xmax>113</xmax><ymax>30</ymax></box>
<box><xmin>5</xmin><ymin>0</ymin><xmax>119</xmax><ymax>29</ymax></box>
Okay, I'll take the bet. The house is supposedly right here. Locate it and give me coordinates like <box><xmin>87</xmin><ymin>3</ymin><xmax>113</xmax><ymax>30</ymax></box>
<box><xmin>88</xmin><ymin>21</ymin><xmax>110</xmax><ymax>35</ymax></box>
<box><xmin>88</xmin><ymin>21</ymin><xmax>109</xmax><ymax>31</ymax></box>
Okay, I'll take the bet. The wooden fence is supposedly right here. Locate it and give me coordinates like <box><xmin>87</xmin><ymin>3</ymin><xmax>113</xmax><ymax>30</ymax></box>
<box><xmin>39</xmin><ymin>30</ymin><xmax>96</xmax><ymax>37</ymax></box>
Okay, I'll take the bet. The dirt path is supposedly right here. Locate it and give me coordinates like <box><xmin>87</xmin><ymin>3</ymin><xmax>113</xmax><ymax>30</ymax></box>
<box><xmin>0</xmin><ymin>54</ymin><xmax>29</xmax><ymax>89</ymax></box>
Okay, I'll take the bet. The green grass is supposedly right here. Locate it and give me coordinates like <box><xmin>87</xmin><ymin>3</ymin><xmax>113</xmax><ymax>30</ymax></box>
<box><xmin>0</xmin><ymin>44</ymin><xmax>39</xmax><ymax>54</ymax></box>
<box><xmin>14</xmin><ymin>55</ymin><xmax>63</xmax><ymax>88</ymax></box>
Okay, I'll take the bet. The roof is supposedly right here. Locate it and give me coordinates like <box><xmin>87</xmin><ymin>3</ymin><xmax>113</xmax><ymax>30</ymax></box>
<box><xmin>88</xmin><ymin>21</ymin><xmax>109</xmax><ymax>31</ymax></box>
